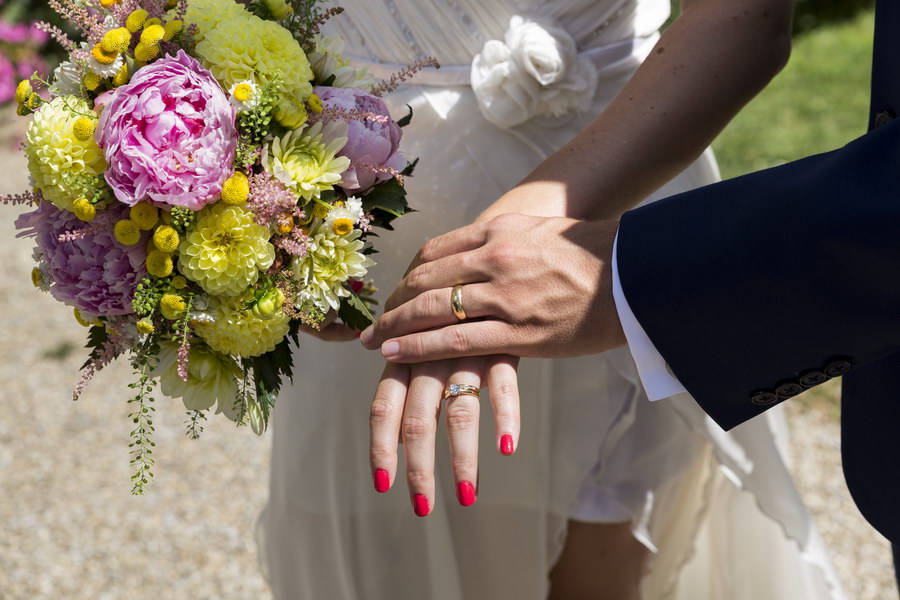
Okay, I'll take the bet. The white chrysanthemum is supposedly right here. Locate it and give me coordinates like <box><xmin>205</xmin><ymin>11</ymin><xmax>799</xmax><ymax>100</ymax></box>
<box><xmin>325</xmin><ymin>196</ymin><xmax>364</xmax><ymax>227</ymax></box>
<box><xmin>196</xmin><ymin>295</ymin><xmax>291</xmax><ymax>358</ymax></box>
<box><xmin>228</xmin><ymin>80</ymin><xmax>260</xmax><ymax>111</ymax></box>
<box><xmin>153</xmin><ymin>341</ymin><xmax>242</xmax><ymax>416</ymax></box>
<box><xmin>293</xmin><ymin>225</ymin><xmax>375</xmax><ymax>310</ymax></box>
<box><xmin>25</xmin><ymin>96</ymin><xmax>107</xmax><ymax>211</ymax></box>
<box><xmin>308</xmin><ymin>35</ymin><xmax>375</xmax><ymax>90</ymax></box>
<box><xmin>50</xmin><ymin>60</ymin><xmax>82</xmax><ymax>96</ymax></box>
<box><xmin>263</xmin><ymin>121</ymin><xmax>350</xmax><ymax>202</ymax></box>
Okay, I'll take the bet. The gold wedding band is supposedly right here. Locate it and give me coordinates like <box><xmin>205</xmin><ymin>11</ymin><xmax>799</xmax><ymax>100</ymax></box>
<box><xmin>443</xmin><ymin>383</ymin><xmax>481</xmax><ymax>400</ymax></box>
<box><xmin>451</xmin><ymin>284</ymin><xmax>467</xmax><ymax>321</ymax></box>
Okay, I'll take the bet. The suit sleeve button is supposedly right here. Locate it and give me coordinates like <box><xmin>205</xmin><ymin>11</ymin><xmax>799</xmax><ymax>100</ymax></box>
<box><xmin>751</xmin><ymin>390</ymin><xmax>779</xmax><ymax>406</ymax></box>
<box><xmin>799</xmin><ymin>370</ymin><xmax>828</xmax><ymax>388</ymax></box>
<box><xmin>775</xmin><ymin>382</ymin><xmax>804</xmax><ymax>399</ymax></box>
<box><xmin>824</xmin><ymin>359</ymin><xmax>852</xmax><ymax>378</ymax></box>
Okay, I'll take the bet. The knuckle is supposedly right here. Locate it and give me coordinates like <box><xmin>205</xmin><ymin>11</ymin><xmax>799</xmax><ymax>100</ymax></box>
<box><xmin>491</xmin><ymin>379</ymin><xmax>519</xmax><ymax>402</ymax></box>
<box><xmin>370</xmin><ymin>444</ymin><xmax>395</xmax><ymax>464</ymax></box>
<box><xmin>451</xmin><ymin>457</ymin><xmax>478</xmax><ymax>474</ymax></box>
<box><xmin>446</xmin><ymin>327</ymin><xmax>469</xmax><ymax>354</ymax></box>
<box><xmin>419</xmin><ymin>238</ymin><xmax>439</xmax><ymax>262</ymax></box>
<box><xmin>406</xmin><ymin>468</ymin><xmax>432</xmax><ymax>486</ymax></box>
<box><xmin>417</xmin><ymin>289</ymin><xmax>441</xmax><ymax>319</ymax></box>
<box><xmin>369</xmin><ymin>398</ymin><xmax>396</xmax><ymax>425</ymax></box>
<box><xmin>445</xmin><ymin>405</ymin><xmax>478</xmax><ymax>432</ymax></box>
<box><xmin>402</xmin><ymin>415</ymin><xmax>433</xmax><ymax>442</ymax></box>
<box><xmin>405</xmin><ymin>264</ymin><xmax>426</xmax><ymax>291</ymax></box>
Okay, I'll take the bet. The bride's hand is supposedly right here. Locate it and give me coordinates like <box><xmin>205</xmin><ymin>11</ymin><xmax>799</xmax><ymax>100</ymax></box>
<box><xmin>298</xmin><ymin>310</ymin><xmax>359</xmax><ymax>342</ymax></box>
<box><xmin>369</xmin><ymin>354</ymin><xmax>520</xmax><ymax>516</ymax></box>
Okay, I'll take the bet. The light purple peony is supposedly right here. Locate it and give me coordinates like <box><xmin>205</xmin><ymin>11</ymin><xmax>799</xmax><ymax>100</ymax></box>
<box><xmin>15</xmin><ymin>202</ymin><xmax>147</xmax><ymax>316</ymax></box>
<box><xmin>98</xmin><ymin>51</ymin><xmax>237</xmax><ymax>210</ymax></box>
<box><xmin>314</xmin><ymin>86</ymin><xmax>406</xmax><ymax>193</ymax></box>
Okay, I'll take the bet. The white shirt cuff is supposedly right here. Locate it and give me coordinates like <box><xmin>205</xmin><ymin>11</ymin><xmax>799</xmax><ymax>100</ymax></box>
<box><xmin>612</xmin><ymin>233</ymin><xmax>688</xmax><ymax>401</ymax></box>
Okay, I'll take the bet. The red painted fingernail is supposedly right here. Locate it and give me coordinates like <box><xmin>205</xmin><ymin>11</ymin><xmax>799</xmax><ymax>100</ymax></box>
<box><xmin>413</xmin><ymin>494</ymin><xmax>430</xmax><ymax>517</ymax></box>
<box><xmin>374</xmin><ymin>469</ymin><xmax>390</xmax><ymax>493</ymax></box>
<box><xmin>456</xmin><ymin>481</ymin><xmax>476</xmax><ymax>507</ymax></box>
<box><xmin>500</xmin><ymin>434</ymin><xmax>514</xmax><ymax>456</ymax></box>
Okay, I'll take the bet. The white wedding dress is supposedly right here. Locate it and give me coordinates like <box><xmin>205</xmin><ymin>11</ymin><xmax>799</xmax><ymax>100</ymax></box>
<box><xmin>259</xmin><ymin>1</ymin><xmax>845</xmax><ymax>598</ymax></box>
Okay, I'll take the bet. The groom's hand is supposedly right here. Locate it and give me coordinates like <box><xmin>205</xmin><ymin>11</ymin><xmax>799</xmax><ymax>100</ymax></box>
<box><xmin>360</xmin><ymin>213</ymin><xmax>627</xmax><ymax>361</ymax></box>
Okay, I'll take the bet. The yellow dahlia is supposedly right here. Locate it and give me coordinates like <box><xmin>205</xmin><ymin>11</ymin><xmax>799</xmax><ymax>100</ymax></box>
<box><xmin>195</xmin><ymin>13</ymin><xmax>313</xmax><ymax>104</ymax></box>
<box><xmin>196</xmin><ymin>295</ymin><xmax>291</xmax><ymax>358</ymax></box>
<box><xmin>178</xmin><ymin>0</ymin><xmax>248</xmax><ymax>41</ymax></box>
<box><xmin>263</xmin><ymin>121</ymin><xmax>350</xmax><ymax>202</ymax></box>
<box><xmin>153</xmin><ymin>341</ymin><xmax>242</xmax><ymax>416</ymax></box>
<box><xmin>25</xmin><ymin>96</ymin><xmax>107</xmax><ymax>211</ymax></box>
<box><xmin>179</xmin><ymin>203</ymin><xmax>275</xmax><ymax>297</ymax></box>
<box><xmin>293</xmin><ymin>225</ymin><xmax>375</xmax><ymax>310</ymax></box>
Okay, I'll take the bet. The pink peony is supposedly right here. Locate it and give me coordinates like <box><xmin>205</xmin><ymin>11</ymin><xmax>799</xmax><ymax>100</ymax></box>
<box><xmin>314</xmin><ymin>86</ymin><xmax>406</xmax><ymax>193</ymax></box>
<box><xmin>98</xmin><ymin>51</ymin><xmax>237</xmax><ymax>210</ymax></box>
<box><xmin>15</xmin><ymin>201</ymin><xmax>148</xmax><ymax>317</ymax></box>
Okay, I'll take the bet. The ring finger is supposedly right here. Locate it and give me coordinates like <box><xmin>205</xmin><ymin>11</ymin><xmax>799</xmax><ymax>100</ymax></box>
<box><xmin>443</xmin><ymin>357</ymin><xmax>483</xmax><ymax>507</ymax></box>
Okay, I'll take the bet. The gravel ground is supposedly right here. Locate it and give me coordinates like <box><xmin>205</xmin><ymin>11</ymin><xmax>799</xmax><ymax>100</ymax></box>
<box><xmin>0</xmin><ymin>138</ymin><xmax>895</xmax><ymax>599</ymax></box>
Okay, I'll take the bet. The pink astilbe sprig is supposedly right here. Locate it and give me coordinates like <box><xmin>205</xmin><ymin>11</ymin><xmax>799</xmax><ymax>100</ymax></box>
<box><xmin>73</xmin><ymin>335</ymin><xmax>127</xmax><ymax>402</ymax></box>
<box><xmin>273</xmin><ymin>227</ymin><xmax>311</xmax><ymax>258</ymax></box>
<box><xmin>371</xmin><ymin>57</ymin><xmax>441</xmax><ymax>96</ymax></box>
<box><xmin>47</xmin><ymin>0</ymin><xmax>106</xmax><ymax>44</ymax></box>
<box><xmin>177</xmin><ymin>337</ymin><xmax>190</xmax><ymax>382</ymax></box>
<box><xmin>246</xmin><ymin>171</ymin><xmax>301</xmax><ymax>227</ymax></box>
<box><xmin>0</xmin><ymin>190</ymin><xmax>39</xmax><ymax>206</ymax></box>
<box><xmin>35</xmin><ymin>21</ymin><xmax>77</xmax><ymax>54</ymax></box>
<box><xmin>310</xmin><ymin>106</ymin><xmax>391</xmax><ymax>125</ymax></box>
<box><xmin>57</xmin><ymin>222</ymin><xmax>108</xmax><ymax>243</ymax></box>
<box><xmin>109</xmin><ymin>0</ymin><xmax>142</xmax><ymax>27</ymax></box>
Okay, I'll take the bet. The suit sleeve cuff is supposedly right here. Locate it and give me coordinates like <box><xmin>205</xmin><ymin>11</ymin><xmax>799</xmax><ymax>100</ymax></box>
<box><xmin>612</xmin><ymin>232</ymin><xmax>688</xmax><ymax>401</ymax></box>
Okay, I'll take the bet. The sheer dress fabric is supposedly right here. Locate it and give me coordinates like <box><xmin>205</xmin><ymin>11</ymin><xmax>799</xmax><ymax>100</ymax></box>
<box><xmin>259</xmin><ymin>1</ymin><xmax>844</xmax><ymax>598</ymax></box>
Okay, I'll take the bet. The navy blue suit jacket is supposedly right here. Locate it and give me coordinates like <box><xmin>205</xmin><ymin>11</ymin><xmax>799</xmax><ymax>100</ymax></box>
<box><xmin>617</xmin><ymin>1</ymin><xmax>900</xmax><ymax>545</ymax></box>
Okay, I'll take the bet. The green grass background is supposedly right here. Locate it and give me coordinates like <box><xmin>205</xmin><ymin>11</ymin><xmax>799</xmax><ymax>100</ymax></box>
<box><xmin>712</xmin><ymin>9</ymin><xmax>874</xmax><ymax>178</ymax></box>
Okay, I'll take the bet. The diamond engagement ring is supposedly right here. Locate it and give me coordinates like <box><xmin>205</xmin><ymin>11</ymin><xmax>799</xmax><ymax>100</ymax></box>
<box><xmin>443</xmin><ymin>383</ymin><xmax>481</xmax><ymax>400</ymax></box>
<box><xmin>451</xmin><ymin>284</ymin><xmax>467</xmax><ymax>321</ymax></box>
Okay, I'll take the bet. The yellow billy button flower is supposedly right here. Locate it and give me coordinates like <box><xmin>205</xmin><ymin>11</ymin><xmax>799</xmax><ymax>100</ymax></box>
<box><xmin>91</xmin><ymin>43</ymin><xmax>119</xmax><ymax>65</ymax></box>
<box><xmin>126</xmin><ymin>9</ymin><xmax>149</xmax><ymax>33</ymax></box>
<box><xmin>101</xmin><ymin>28</ymin><xmax>132</xmax><ymax>53</ymax></box>
<box><xmin>146</xmin><ymin>249</ymin><xmax>174</xmax><ymax>278</ymax></box>
<box><xmin>134</xmin><ymin>42</ymin><xmax>160</xmax><ymax>63</ymax></box>
<box><xmin>312</xmin><ymin>203</ymin><xmax>330</xmax><ymax>219</ymax></box>
<box><xmin>31</xmin><ymin>267</ymin><xmax>42</xmax><ymax>287</ymax></box>
<box><xmin>114</xmin><ymin>219</ymin><xmax>141</xmax><ymax>246</ymax></box>
<box><xmin>163</xmin><ymin>20</ymin><xmax>183</xmax><ymax>41</ymax></box>
<box><xmin>164</xmin><ymin>0</ymin><xmax>178</xmax><ymax>11</ymax></box>
<box><xmin>220</xmin><ymin>172</ymin><xmax>249</xmax><ymax>205</ymax></box>
<box><xmin>100</xmin><ymin>0</ymin><xmax>118</xmax><ymax>7</ymax></box>
<box><xmin>73</xmin><ymin>198</ymin><xmax>96</xmax><ymax>222</ymax></box>
<box><xmin>129</xmin><ymin>202</ymin><xmax>159</xmax><ymax>230</ymax></box>
<box><xmin>171</xmin><ymin>275</ymin><xmax>188</xmax><ymax>290</ymax></box>
<box><xmin>136</xmin><ymin>318</ymin><xmax>155</xmax><ymax>334</ymax></box>
<box><xmin>84</xmin><ymin>72</ymin><xmax>101</xmax><ymax>91</ymax></box>
<box><xmin>152</xmin><ymin>225</ymin><xmax>180</xmax><ymax>253</ymax></box>
<box><xmin>112</xmin><ymin>62</ymin><xmax>130</xmax><ymax>87</ymax></box>
<box><xmin>144</xmin><ymin>17</ymin><xmax>162</xmax><ymax>28</ymax></box>
<box><xmin>160</xmin><ymin>294</ymin><xmax>186</xmax><ymax>320</ymax></box>
<box><xmin>275</xmin><ymin>212</ymin><xmax>294</xmax><ymax>234</ymax></box>
<box><xmin>72</xmin><ymin>117</ymin><xmax>96</xmax><ymax>142</ymax></box>
<box><xmin>140</xmin><ymin>23</ymin><xmax>165</xmax><ymax>47</ymax></box>
<box><xmin>263</xmin><ymin>0</ymin><xmax>294</xmax><ymax>20</ymax></box>
<box><xmin>331</xmin><ymin>218</ymin><xmax>354</xmax><ymax>237</ymax></box>
<box><xmin>307</xmin><ymin>93</ymin><xmax>323</xmax><ymax>113</ymax></box>
<box><xmin>15</xmin><ymin>80</ymin><xmax>32</xmax><ymax>105</ymax></box>
<box><xmin>25</xmin><ymin>92</ymin><xmax>39</xmax><ymax>110</ymax></box>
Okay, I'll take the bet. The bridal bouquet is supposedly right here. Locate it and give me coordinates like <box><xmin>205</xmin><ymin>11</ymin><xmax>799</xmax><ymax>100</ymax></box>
<box><xmin>6</xmin><ymin>0</ymin><xmax>435</xmax><ymax>492</ymax></box>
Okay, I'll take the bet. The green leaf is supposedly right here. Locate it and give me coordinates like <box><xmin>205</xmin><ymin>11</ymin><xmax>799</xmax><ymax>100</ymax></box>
<box><xmin>80</xmin><ymin>325</ymin><xmax>110</xmax><ymax>369</ymax></box>
<box><xmin>400</xmin><ymin>157</ymin><xmax>419</xmax><ymax>177</ymax></box>
<box><xmin>361</xmin><ymin>177</ymin><xmax>410</xmax><ymax>218</ymax></box>
<box><xmin>397</xmin><ymin>104</ymin><xmax>413</xmax><ymax>128</ymax></box>
<box><xmin>338</xmin><ymin>293</ymin><xmax>376</xmax><ymax>330</ymax></box>
<box><xmin>249</xmin><ymin>321</ymin><xmax>299</xmax><ymax>426</ymax></box>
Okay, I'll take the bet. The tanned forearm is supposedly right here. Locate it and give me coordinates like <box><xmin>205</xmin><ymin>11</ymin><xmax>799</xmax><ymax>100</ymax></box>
<box><xmin>479</xmin><ymin>0</ymin><xmax>793</xmax><ymax>222</ymax></box>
